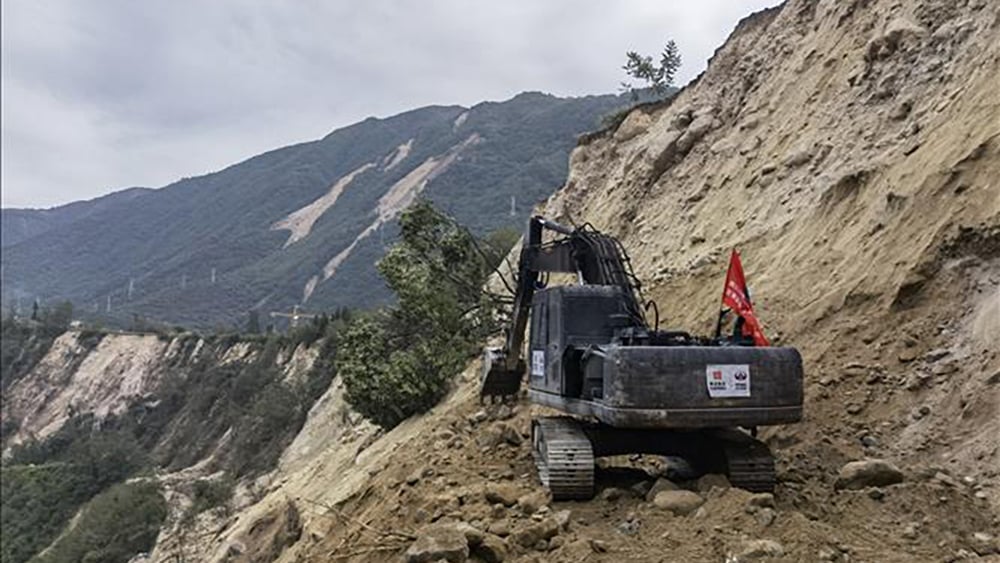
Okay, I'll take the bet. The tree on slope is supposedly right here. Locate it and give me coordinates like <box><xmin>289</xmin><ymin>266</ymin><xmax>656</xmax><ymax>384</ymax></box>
<box><xmin>621</xmin><ymin>40</ymin><xmax>682</xmax><ymax>99</ymax></box>
<box><xmin>337</xmin><ymin>200</ymin><xmax>513</xmax><ymax>428</ymax></box>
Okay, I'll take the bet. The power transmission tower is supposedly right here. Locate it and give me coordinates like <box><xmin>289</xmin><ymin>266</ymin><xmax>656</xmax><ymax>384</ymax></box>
<box><xmin>269</xmin><ymin>305</ymin><xmax>316</xmax><ymax>329</ymax></box>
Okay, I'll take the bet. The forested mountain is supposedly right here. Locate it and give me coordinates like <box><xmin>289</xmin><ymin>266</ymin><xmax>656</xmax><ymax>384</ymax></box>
<box><xmin>1</xmin><ymin>92</ymin><xmax>626</xmax><ymax>328</ymax></box>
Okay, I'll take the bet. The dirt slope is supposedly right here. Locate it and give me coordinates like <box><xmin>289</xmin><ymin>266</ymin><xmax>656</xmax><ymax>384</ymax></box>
<box><xmin>146</xmin><ymin>1</ymin><xmax>1000</xmax><ymax>561</ymax></box>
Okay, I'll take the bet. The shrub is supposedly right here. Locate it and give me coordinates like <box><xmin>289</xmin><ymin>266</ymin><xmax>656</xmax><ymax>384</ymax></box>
<box><xmin>338</xmin><ymin>201</ymin><xmax>513</xmax><ymax>428</ymax></box>
<box><xmin>338</xmin><ymin>315</ymin><xmax>465</xmax><ymax>428</ymax></box>
<box><xmin>185</xmin><ymin>476</ymin><xmax>235</xmax><ymax>521</ymax></box>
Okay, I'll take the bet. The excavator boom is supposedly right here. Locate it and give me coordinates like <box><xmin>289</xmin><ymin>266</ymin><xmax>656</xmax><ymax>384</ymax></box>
<box><xmin>481</xmin><ymin>216</ymin><xmax>647</xmax><ymax>400</ymax></box>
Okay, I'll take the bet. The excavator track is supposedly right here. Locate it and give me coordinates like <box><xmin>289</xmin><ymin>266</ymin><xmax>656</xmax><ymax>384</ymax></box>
<box><xmin>531</xmin><ymin>417</ymin><xmax>594</xmax><ymax>500</ymax></box>
<box><xmin>723</xmin><ymin>439</ymin><xmax>777</xmax><ymax>493</ymax></box>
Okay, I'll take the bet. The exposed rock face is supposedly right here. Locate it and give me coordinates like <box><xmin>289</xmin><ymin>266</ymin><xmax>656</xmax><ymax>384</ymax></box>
<box><xmin>224</xmin><ymin>501</ymin><xmax>302</xmax><ymax>563</ymax></box>
<box><xmin>2</xmin><ymin>332</ymin><xmax>171</xmax><ymax>448</ymax></box>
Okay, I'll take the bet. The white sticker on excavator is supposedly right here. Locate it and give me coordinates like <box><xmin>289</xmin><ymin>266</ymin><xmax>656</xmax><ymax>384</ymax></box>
<box><xmin>706</xmin><ymin>364</ymin><xmax>751</xmax><ymax>398</ymax></box>
<box><xmin>531</xmin><ymin>350</ymin><xmax>545</xmax><ymax>377</ymax></box>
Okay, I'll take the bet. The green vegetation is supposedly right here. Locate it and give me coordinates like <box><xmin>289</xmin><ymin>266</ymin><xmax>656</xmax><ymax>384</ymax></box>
<box><xmin>621</xmin><ymin>40</ymin><xmax>682</xmax><ymax>99</ymax></box>
<box><xmin>338</xmin><ymin>201</ymin><xmax>515</xmax><ymax>428</ymax></box>
<box><xmin>1</xmin><ymin>320</ymin><xmax>346</xmax><ymax>562</ymax></box>
<box><xmin>1</xmin><ymin>414</ymin><xmax>150</xmax><ymax>563</ymax></box>
<box><xmin>1</xmin><ymin>464</ymin><xmax>103</xmax><ymax>563</ymax></box>
<box><xmin>151</xmin><ymin>319</ymin><xmax>346</xmax><ymax>476</ymax></box>
<box><xmin>184</xmin><ymin>476</ymin><xmax>235</xmax><ymax>522</ymax></box>
<box><xmin>34</xmin><ymin>481</ymin><xmax>167</xmax><ymax>563</ymax></box>
<box><xmin>2</xmin><ymin>93</ymin><xmax>626</xmax><ymax>329</ymax></box>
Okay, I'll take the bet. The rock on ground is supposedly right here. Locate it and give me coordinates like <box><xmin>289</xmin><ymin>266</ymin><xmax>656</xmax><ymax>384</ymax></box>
<box><xmin>515</xmin><ymin>490</ymin><xmax>549</xmax><ymax>515</ymax></box>
<box><xmin>472</xmin><ymin>533</ymin><xmax>508</xmax><ymax>563</ymax></box>
<box><xmin>510</xmin><ymin>517</ymin><xmax>560</xmax><ymax>548</ymax></box>
<box><xmin>645</xmin><ymin>477</ymin><xmax>680</xmax><ymax>501</ymax></box>
<box><xmin>735</xmin><ymin>539</ymin><xmax>785</xmax><ymax>561</ymax></box>
<box><xmin>834</xmin><ymin>459</ymin><xmax>905</xmax><ymax>490</ymax></box>
<box><xmin>484</xmin><ymin>484</ymin><xmax>520</xmax><ymax>507</ymax></box>
<box><xmin>406</xmin><ymin>524</ymin><xmax>470</xmax><ymax>563</ymax></box>
<box><xmin>652</xmin><ymin>490</ymin><xmax>705</xmax><ymax>516</ymax></box>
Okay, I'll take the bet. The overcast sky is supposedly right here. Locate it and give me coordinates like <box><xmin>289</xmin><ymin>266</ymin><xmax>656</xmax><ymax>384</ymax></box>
<box><xmin>1</xmin><ymin>1</ymin><xmax>781</xmax><ymax>209</ymax></box>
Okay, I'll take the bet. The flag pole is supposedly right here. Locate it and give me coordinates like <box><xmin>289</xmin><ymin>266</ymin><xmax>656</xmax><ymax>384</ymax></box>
<box><xmin>714</xmin><ymin>308</ymin><xmax>727</xmax><ymax>340</ymax></box>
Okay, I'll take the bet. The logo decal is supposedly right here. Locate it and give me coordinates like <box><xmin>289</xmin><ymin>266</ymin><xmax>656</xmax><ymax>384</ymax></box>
<box><xmin>705</xmin><ymin>365</ymin><xmax>751</xmax><ymax>398</ymax></box>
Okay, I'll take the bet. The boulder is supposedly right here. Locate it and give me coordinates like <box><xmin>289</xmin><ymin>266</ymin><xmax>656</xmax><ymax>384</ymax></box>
<box><xmin>498</xmin><ymin>423</ymin><xmax>523</xmax><ymax>446</ymax></box>
<box><xmin>516</xmin><ymin>491</ymin><xmax>549</xmax><ymax>515</ymax></box>
<box><xmin>834</xmin><ymin>459</ymin><xmax>904</xmax><ymax>490</ymax></box>
<box><xmin>644</xmin><ymin>477</ymin><xmax>680</xmax><ymax>501</ymax></box>
<box><xmin>405</xmin><ymin>524</ymin><xmax>470</xmax><ymax>563</ymax></box>
<box><xmin>472</xmin><ymin>533</ymin><xmax>508</xmax><ymax>563</ymax></box>
<box><xmin>511</xmin><ymin>517</ymin><xmax>560</xmax><ymax>548</ymax></box>
<box><xmin>923</xmin><ymin>348</ymin><xmax>951</xmax><ymax>362</ymax></box>
<box><xmin>614</xmin><ymin>110</ymin><xmax>653</xmax><ymax>142</ymax></box>
<box><xmin>485</xmin><ymin>484</ymin><xmax>520</xmax><ymax>507</ymax></box>
<box><xmin>590</xmin><ymin>539</ymin><xmax>609</xmax><ymax>553</ymax></box>
<box><xmin>487</xmin><ymin>520</ymin><xmax>510</xmax><ymax>537</ymax></box>
<box><xmin>453</xmin><ymin>522</ymin><xmax>484</xmax><ymax>547</ymax></box>
<box><xmin>630</xmin><ymin>480</ymin><xmax>653</xmax><ymax>498</ymax></box>
<box><xmin>652</xmin><ymin>490</ymin><xmax>705</xmax><ymax>516</ymax></box>
<box><xmin>552</xmin><ymin>509</ymin><xmax>572</xmax><ymax>531</ymax></box>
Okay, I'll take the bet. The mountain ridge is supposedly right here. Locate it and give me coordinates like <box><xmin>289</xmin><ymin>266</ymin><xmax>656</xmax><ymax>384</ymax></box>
<box><xmin>2</xmin><ymin>92</ymin><xmax>628</xmax><ymax>327</ymax></box>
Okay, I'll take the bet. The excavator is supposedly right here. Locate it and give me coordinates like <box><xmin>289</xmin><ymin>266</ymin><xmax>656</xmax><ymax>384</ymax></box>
<box><xmin>481</xmin><ymin>216</ymin><xmax>803</xmax><ymax>499</ymax></box>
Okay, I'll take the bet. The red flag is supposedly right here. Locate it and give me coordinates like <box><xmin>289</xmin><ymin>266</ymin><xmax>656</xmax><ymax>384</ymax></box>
<box><xmin>721</xmin><ymin>250</ymin><xmax>770</xmax><ymax>347</ymax></box>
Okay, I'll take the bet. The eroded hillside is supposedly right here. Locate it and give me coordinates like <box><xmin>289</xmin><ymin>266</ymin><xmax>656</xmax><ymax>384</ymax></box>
<box><xmin>3</xmin><ymin>0</ymin><xmax>998</xmax><ymax>561</ymax></box>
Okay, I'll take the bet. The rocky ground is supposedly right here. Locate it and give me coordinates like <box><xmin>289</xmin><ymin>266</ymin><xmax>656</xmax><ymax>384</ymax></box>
<box><xmin>266</xmin><ymin>353</ymin><xmax>991</xmax><ymax>563</ymax></box>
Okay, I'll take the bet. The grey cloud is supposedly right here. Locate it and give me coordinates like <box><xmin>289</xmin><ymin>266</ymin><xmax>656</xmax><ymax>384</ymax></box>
<box><xmin>1</xmin><ymin>0</ymin><xmax>780</xmax><ymax>208</ymax></box>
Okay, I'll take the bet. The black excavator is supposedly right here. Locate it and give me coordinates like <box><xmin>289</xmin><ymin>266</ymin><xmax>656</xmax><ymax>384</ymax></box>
<box><xmin>481</xmin><ymin>216</ymin><xmax>803</xmax><ymax>499</ymax></box>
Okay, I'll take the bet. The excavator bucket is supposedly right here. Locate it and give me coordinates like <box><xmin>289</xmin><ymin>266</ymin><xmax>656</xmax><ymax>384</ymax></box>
<box><xmin>480</xmin><ymin>348</ymin><xmax>524</xmax><ymax>401</ymax></box>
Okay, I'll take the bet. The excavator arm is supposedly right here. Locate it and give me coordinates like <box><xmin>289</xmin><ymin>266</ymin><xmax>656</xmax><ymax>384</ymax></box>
<box><xmin>480</xmin><ymin>215</ymin><xmax>646</xmax><ymax>400</ymax></box>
